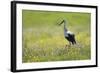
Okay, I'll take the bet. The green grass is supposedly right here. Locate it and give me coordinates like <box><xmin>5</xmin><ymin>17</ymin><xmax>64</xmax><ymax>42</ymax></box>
<box><xmin>22</xmin><ymin>10</ymin><xmax>91</xmax><ymax>63</ymax></box>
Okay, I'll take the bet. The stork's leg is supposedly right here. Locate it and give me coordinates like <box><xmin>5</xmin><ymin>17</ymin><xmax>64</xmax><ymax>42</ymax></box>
<box><xmin>65</xmin><ymin>42</ymin><xmax>71</xmax><ymax>50</ymax></box>
<box><xmin>65</xmin><ymin>43</ymin><xmax>70</xmax><ymax>48</ymax></box>
<box><xmin>65</xmin><ymin>44</ymin><xmax>68</xmax><ymax>48</ymax></box>
<box><xmin>65</xmin><ymin>42</ymin><xmax>71</xmax><ymax>48</ymax></box>
<box><xmin>69</xmin><ymin>42</ymin><xmax>71</xmax><ymax>47</ymax></box>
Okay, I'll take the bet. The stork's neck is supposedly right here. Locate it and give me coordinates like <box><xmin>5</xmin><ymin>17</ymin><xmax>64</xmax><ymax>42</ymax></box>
<box><xmin>63</xmin><ymin>20</ymin><xmax>68</xmax><ymax>32</ymax></box>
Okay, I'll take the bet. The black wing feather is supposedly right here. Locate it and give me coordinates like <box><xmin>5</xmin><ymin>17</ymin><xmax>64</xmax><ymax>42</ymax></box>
<box><xmin>65</xmin><ymin>33</ymin><xmax>76</xmax><ymax>44</ymax></box>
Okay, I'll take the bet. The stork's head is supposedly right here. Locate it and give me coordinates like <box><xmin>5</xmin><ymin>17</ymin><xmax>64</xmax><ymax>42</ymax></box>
<box><xmin>58</xmin><ymin>19</ymin><xmax>65</xmax><ymax>26</ymax></box>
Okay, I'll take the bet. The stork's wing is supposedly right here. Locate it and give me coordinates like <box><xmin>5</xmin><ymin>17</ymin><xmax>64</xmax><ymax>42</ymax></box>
<box><xmin>68</xmin><ymin>33</ymin><xmax>76</xmax><ymax>44</ymax></box>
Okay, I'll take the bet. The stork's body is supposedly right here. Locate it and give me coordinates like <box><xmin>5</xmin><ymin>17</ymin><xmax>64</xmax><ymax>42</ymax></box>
<box><xmin>59</xmin><ymin>19</ymin><xmax>76</xmax><ymax>45</ymax></box>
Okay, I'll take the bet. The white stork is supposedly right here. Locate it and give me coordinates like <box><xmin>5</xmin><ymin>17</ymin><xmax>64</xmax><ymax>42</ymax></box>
<box><xmin>58</xmin><ymin>19</ymin><xmax>76</xmax><ymax>46</ymax></box>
